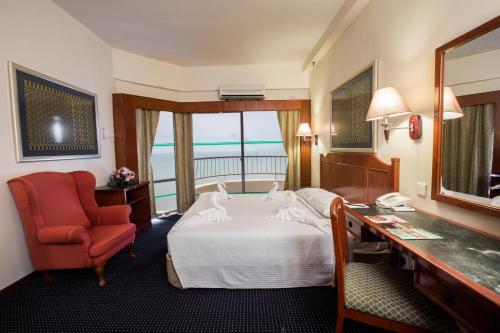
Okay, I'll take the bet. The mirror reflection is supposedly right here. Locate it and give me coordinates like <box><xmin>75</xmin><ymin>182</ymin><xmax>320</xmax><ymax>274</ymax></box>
<box><xmin>441</xmin><ymin>27</ymin><xmax>500</xmax><ymax>207</ymax></box>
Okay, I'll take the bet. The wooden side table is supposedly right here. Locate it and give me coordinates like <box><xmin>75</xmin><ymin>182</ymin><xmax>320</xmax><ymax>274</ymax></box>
<box><xmin>95</xmin><ymin>182</ymin><xmax>152</xmax><ymax>233</ymax></box>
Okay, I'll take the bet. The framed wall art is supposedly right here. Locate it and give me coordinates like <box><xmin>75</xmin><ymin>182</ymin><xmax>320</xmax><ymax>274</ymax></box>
<box><xmin>9</xmin><ymin>63</ymin><xmax>100</xmax><ymax>162</ymax></box>
<box><xmin>330</xmin><ymin>61</ymin><xmax>377</xmax><ymax>152</ymax></box>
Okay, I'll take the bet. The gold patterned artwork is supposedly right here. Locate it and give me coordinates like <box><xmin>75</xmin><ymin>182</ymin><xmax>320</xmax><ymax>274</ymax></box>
<box><xmin>331</xmin><ymin>66</ymin><xmax>375</xmax><ymax>151</ymax></box>
<box><xmin>10</xmin><ymin>63</ymin><xmax>99</xmax><ymax>161</ymax></box>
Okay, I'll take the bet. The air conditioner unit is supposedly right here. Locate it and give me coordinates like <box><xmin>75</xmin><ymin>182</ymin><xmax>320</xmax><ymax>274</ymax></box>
<box><xmin>218</xmin><ymin>85</ymin><xmax>266</xmax><ymax>100</ymax></box>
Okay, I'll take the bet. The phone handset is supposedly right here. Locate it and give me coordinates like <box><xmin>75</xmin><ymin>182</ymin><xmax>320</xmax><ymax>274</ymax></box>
<box><xmin>376</xmin><ymin>192</ymin><xmax>411</xmax><ymax>208</ymax></box>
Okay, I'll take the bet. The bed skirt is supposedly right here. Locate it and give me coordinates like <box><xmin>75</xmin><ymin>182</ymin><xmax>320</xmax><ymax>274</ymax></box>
<box><xmin>166</xmin><ymin>252</ymin><xmax>183</xmax><ymax>289</ymax></box>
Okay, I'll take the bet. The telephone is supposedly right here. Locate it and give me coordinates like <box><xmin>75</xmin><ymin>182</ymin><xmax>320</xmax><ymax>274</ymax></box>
<box><xmin>376</xmin><ymin>192</ymin><xmax>411</xmax><ymax>209</ymax></box>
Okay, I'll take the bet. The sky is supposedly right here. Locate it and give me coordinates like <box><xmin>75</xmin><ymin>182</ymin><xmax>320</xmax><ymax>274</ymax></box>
<box><xmin>153</xmin><ymin>111</ymin><xmax>283</xmax><ymax>144</ymax></box>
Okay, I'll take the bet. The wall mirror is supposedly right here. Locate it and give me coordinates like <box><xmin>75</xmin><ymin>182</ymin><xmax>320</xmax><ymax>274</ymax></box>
<box><xmin>432</xmin><ymin>15</ymin><xmax>500</xmax><ymax>217</ymax></box>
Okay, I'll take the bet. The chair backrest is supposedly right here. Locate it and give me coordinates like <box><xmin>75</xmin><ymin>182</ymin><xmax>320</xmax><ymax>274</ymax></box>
<box><xmin>330</xmin><ymin>197</ymin><xmax>349</xmax><ymax>306</ymax></box>
<box><xmin>69</xmin><ymin>170</ymin><xmax>100</xmax><ymax>213</ymax></box>
<box><xmin>8</xmin><ymin>172</ymin><xmax>92</xmax><ymax>229</ymax></box>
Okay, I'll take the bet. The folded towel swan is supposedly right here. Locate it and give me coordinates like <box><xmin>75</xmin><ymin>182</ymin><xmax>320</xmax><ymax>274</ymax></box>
<box><xmin>263</xmin><ymin>181</ymin><xmax>289</xmax><ymax>200</ymax></box>
<box><xmin>173</xmin><ymin>192</ymin><xmax>231</xmax><ymax>230</ymax></box>
<box><xmin>217</xmin><ymin>182</ymin><xmax>234</xmax><ymax>200</ymax></box>
<box><xmin>273</xmin><ymin>192</ymin><xmax>330</xmax><ymax>233</ymax></box>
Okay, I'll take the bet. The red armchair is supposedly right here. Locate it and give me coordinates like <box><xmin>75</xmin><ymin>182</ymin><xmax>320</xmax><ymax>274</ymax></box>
<box><xmin>8</xmin><ymin>171</ymin><xmax>136</xmax><ymax>286</ymax></box>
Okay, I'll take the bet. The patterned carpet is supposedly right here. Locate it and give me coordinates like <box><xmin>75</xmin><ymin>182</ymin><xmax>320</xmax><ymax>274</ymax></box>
<box><xmin>0</xmin><ymin>215</ymin><xmax>385</xmax><ymax>332</ymax></box>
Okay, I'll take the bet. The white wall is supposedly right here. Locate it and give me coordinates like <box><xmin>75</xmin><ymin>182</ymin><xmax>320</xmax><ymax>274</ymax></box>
<box><xmin>113</xmin><ymin>49</ymin><xmax>309</xmax><ymax>102</ymax></box>
<box><xmin>0</xmin><ymin>0</ymin><xmax>115</xmax><ymax>289</ymax></box>
<box><xmin>445</xmin><ymin>48</ymin><xmax>500</xmax><ymax>96</ymax></box>
<box><xmin>310</xmin><ymin>0</ymin><xmax>500</xmax><ymax>236</ymax></box>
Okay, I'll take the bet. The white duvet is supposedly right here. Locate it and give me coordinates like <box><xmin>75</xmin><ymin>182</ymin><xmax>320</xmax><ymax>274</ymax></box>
<box><xmin>167</xmin><ymin>193</ymin><xmax>335</xmax><ymax>289</ymax></box>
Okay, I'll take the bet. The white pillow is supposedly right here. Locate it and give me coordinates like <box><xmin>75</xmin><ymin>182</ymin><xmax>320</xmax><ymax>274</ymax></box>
<box><xmin>296</xmin><ymin>188</ymin><xmax>346</xmax><ymax>217</ymax></box>
<box><xmin>295</xmin><ymin>188</ymin><xmax>333</xmax><ymax>201</ymax></box>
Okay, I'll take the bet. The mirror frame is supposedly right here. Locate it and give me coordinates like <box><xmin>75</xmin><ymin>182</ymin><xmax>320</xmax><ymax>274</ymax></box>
<box><xmin>432</xmin><ymin>15</ymin><xmax>500</xmax><ymax>218</ymax></box>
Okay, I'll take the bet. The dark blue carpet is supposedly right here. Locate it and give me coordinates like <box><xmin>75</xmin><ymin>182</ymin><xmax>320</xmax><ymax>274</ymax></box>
<box><xmin>0</xmin><ymin>215</ymin><xmax>384</xmax><ymax>332</ymax></box>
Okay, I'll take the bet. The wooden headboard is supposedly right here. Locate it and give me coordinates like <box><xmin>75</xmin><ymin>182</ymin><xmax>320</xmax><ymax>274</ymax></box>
<box><xmin>320</xmin><ymin>152</ymin><xmax>400</xmax><ymax>204</ymax></box>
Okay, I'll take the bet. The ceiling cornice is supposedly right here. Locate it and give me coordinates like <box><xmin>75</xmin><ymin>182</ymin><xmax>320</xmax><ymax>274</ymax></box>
<box><xmin>303</xmin><ymin>0</ymin><xmax>372</xmax><ymax>72</ymax></box>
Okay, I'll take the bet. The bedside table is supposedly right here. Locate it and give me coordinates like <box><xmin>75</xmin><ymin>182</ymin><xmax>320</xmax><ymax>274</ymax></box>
<box><xmin>95</xmin><ymin>182</ymin><xmax>152</xmax><ymax>233</ymax></box>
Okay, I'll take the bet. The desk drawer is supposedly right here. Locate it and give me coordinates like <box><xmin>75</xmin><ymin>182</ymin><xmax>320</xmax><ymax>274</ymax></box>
<box><xmin>346</xmin><ymin>216</ymin><xmax>362</xmax><ymax>238</ymax></box>
<box><xmin>415</xmin><ymin>264</ymin><xmax>499</xmax><ymax>332</ymax></box>
<box><xmin>346</xmin><ymin>216</ymin><xmax>382</xmax><ymax>242</ymax></box>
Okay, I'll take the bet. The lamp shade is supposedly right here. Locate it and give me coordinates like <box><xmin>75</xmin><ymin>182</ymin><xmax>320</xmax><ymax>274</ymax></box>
<box><xmin>296</xmin><ymin>123</ymin><xmax>312</xmax><ymax>136</ymax></box>
<box><xmin>443</xmin><ymin>87</ymin><xmax>463</xmax><ymax>120</ymax></box>
<box><xmin>366</xmin><ymin>87</ymin><xmax>411</xmax><ymax>121</ymax></box>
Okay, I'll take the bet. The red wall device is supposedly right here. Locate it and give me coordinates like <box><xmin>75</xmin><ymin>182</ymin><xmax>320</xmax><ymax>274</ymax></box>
<box><xmin>409</xmin><ymin>115</ymin><xmax>422</xmax><ymax>140</ymax></box>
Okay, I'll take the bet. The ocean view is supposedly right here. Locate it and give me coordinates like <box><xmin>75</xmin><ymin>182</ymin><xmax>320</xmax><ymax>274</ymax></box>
<box><xmin>151</xmin><ymin>111</ymin><xmax>287</xmax><ymax>212</ymax></box>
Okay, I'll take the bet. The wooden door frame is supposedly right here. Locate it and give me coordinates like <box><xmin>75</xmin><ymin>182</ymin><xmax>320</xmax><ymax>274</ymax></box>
<box><xmin>112</xmin><ymin>93</ymin><xmax>312</xmax><ymax>187</ymax></box>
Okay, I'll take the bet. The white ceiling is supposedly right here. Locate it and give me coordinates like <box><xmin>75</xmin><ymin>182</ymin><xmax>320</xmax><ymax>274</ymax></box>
<box><xmin>52</xmin><ymin>0</ymin><xmax>345</xmax><ymax>66</ymax></box>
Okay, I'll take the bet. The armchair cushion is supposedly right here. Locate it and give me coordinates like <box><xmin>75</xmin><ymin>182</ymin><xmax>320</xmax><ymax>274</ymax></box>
<box><xmin>37</xmin><ymin>225</ymin><xmax>90</xmax><ymax>244</ymax></box>
<box><xmin>89</xmin><ymin>224</ymin><xmax>136</xmax><ymax>258</ymax></box>
<box><xmin>87</xmin><ymin>205</ymin><xmax>132</xmax><ymax>226</ymax></box>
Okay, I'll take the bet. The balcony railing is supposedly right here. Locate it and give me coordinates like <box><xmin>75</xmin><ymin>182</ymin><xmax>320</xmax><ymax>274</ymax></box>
<box><xmin>153</xmin><ymin>155</ymin><xmax>287</xmax><ymax>214</ymax></box>
<box><xmin>153</xmin><ymin>155</ymin><xmax>287</xmax><ymax>186</ymax></box>
<box><xmin>194</xmin><ymin>155</ymin><xmax>287</xmax><ymax>180</ymax></box>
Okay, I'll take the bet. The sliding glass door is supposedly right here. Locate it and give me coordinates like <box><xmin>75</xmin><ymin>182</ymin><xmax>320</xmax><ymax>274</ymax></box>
<box><xmin>243</xmin><ymin>111</ymin><xmax>287</xmax><ymax>192</ymax></box>
<box><xmin>192</xmin><ymin>113</ymin><xmax>243</xmax><ymax>194</ymax></box>
<box><xmin>150</xmin><ymin>110</ymin><xmax>288</xmax><ymax>213</ymax></box>
<box><xmin>192</xmin><ymin>111</ymin><xmax>286</xmax><ymax>195</ymax></box>
<box><xmin>150</xmin><ymin>112</ymin><xmax>176</xmax><ymax>213</ymax></box>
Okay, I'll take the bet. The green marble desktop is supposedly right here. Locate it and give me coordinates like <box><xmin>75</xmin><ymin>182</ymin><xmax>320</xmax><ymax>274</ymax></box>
<box><xmin>350</xmin><ymin>205</ymin><xmax>500</xmax><ymax>295</ymax></box>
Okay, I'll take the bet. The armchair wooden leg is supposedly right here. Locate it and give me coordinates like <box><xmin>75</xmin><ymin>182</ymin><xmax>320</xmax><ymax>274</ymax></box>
<box><xmin>94</xmin><ymin>263</ymin><xmax>106</xmax><ymax>287</ymax></box>
<box><xmin>128</xmin><ymin>241</ymin><xmax>136</xmax><ymax>259</ymax></box>
<box><xmin>43</xmin><ymin>271</ymin><xmax>53</xmax><ymax>286</ymax></box>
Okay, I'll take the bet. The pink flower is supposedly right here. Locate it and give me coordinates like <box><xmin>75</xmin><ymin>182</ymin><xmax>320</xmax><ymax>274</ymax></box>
<box><xmin>110</xmin><ymin>167</ymin><xmax>135</xmax><ymax>182</ymax></box>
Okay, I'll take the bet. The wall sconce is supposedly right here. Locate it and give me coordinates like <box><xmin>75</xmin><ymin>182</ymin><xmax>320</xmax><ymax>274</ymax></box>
<box><xmin>296</xmin><ymin>123</ymin><xmax>318</xmax><ymax>145</ymax></box>
<box><xmin>366</xmin><ymin>87</ymin><xmax>422</xmax><ymax>143</ymax></box>
<box><xmin>443</xmin><ymin>87</ymin><xmax>463</xmax><ymax>120</ymax></box>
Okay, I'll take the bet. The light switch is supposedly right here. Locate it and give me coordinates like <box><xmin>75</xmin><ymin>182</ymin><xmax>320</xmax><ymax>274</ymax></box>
<box><xmin>102</xmin><ymin>128</ymin><xmax>114</xmax><ymax>139</ymax></box>
<box><xmin>417</xmin><ymin>182</ymin><xmax>427</xmax><ymax>197</ymax></box>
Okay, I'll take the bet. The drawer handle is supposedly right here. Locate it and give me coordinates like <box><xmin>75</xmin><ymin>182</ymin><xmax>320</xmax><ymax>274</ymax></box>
<box><xmin>348</xmin><ymin>221</ymin><xmax>353</xmax><ymax>228</ymax></box>
<box><xmin>443</xmin><ymin>291</ymin><xmax>455</xmax><ymax>305</ymax></box>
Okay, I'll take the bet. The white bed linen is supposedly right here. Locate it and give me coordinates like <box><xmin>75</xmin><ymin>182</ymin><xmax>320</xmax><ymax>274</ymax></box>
<box><xmin>167</xmin><ymin>194</ymin><xmax>334</xmax><ymax>289</ymax></box>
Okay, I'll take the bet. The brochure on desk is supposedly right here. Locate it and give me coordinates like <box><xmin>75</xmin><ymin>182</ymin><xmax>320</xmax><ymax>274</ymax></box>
<box><xmin>365</xmin><ymin>215</ymin><xmax>443</xmax><ymax>240</ymax></box>
<box><xmin>365</xmin><ymin>215</ymin><xmax>407</xmax><ymax>224</ymax></box>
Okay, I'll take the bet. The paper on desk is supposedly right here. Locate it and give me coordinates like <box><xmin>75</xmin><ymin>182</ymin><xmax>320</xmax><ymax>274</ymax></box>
<box><xmin>387</xmin><ymin>227</ymin><xmax>442</xmax><ymax>240</ymax></box>
<box><xmin>346</xmin><ymin>203</ymin><xmax>369</xmax><ymax>209</ymax></box>
<box><xmin>364</xmin><ymin>215</ymin><xmax>408</xmax><ymax>224</ymax></box>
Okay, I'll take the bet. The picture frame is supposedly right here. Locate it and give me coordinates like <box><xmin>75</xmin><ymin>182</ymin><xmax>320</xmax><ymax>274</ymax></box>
<box><xmin>330</xmin><ymin>60</ymin><xmax>378</xmax><ymax>152</ymax></box>
<box><xmin>8</xmin><ymin>62</ymin><xmax>100</xmax><ymax>162</ymax></box>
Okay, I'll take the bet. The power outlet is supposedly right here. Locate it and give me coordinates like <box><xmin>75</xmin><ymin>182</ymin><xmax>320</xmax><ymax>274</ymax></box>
<box><xmin>417</xmin><ymin>182</ymin><xmax>427</xmax><ymax>198</ymax></box>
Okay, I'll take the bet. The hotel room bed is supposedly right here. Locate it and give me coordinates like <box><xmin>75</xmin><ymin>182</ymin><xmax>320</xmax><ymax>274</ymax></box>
<box><xmin>166</xmin><ymin>192</ymin><xmax>337</xmax><ymax>289</ymax></box>
<box><xmin>167</xmin><ymin>152</ymin><xmax>400</xmax><ymax>289</ymax></box>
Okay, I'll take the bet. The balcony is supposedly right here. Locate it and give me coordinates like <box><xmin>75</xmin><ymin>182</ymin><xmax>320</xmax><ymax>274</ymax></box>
<box><xmin>153</xmin><ymin>155</ymin><xmax>287</xmax><ymax>213</ymax></box>
<box><xmin>194</xmin><ymin>155</ymin><xmax>287</xmax><ymax>193</ymax></box>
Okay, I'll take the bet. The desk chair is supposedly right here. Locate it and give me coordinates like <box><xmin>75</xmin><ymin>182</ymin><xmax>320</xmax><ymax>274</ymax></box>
<box><xmin>330</xmin><ymin>198</ymin><xmax>458</xmax><ymax>333</ymax></box>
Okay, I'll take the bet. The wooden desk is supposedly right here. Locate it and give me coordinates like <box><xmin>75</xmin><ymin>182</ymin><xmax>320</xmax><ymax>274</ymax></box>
<box><xmin>95</xmin><ymin>182</ymin><xmax>152</xmax><ymax>233</ymax></box>
<box><xmin>345</xmin><ymin>205</ymin><xmax>500</xmax><ymax>333</ymax></box>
